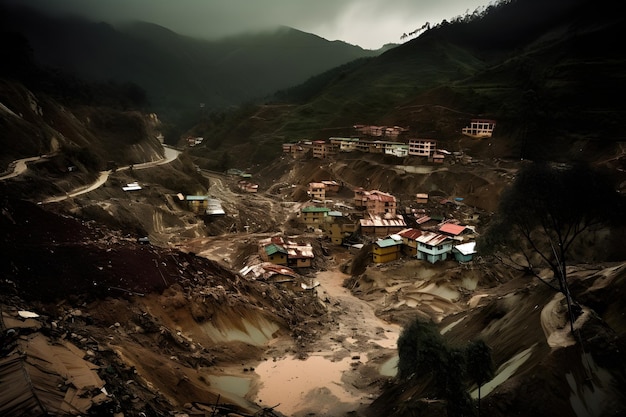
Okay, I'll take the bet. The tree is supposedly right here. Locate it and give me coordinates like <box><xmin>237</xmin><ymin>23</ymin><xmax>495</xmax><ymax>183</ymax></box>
<box><xmin>397</xmin><ymin>318</ymin><xmax>474</xmax><ymax>416</ymax></box>
<box><xmin>397</xmin><ymin>318</ymin><xmax>446</xmax><ymax>381</ymax></box>
<box><xmin>481</xmin><ymin>162</ymin><xmax>623</xmax><ymax>332</ymax></box>
<box><xmin>466</xmin><ymin>340</ymin><xmax>494</xmax><ymax>416</ymax></box>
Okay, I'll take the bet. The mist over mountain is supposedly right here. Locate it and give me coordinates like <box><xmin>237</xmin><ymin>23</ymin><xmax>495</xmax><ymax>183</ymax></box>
<box><xmin>1</xmin><ymin>1</ymin><xmax>626</xmax><ymax>416</ymax></box>
<box><xmin>184</xmin><ymin>0</ymin><xmax>625</xmax><ymax>167</ymax></box>
<box><xmin>0</xmin><ymin>3</ymin><xmax>386</xmax><ymax>126</ymax></box>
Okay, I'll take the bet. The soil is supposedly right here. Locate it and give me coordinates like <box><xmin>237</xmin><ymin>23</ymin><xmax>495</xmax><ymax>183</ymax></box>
<box><xmin>2</xmin><ymin>136</ymin><xmax>626</xmax><ymax>417</ymax></box>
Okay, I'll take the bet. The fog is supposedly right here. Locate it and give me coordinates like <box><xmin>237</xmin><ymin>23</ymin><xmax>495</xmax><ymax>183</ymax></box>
<box><xmin>5</xmin><ymin>0</ymin><xmax>494</xmax><ymax>49</ymax></box>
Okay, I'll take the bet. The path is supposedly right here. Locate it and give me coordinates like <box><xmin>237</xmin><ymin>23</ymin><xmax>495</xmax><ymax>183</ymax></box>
<box><xmin>0</xmin><ymin>156</ymin><xmax>42</xmax><ymax>180</ymax></box>
<box><xmin>41</xmin><ymin>145</ymin><xmax>181</xmax><ymax>204</ymax></box>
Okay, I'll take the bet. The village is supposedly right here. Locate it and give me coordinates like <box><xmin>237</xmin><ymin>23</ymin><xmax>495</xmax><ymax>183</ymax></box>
<box><xmin>178</xmin><ymin>118</ymin><xmax>495</xmax><ymax>276</ymax></box>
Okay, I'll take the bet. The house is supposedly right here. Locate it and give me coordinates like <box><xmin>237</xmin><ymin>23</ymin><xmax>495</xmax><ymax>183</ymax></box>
<box><xmin>260</xmin><ymin>243</ymin><xmax>288</xmax><ymax>265</ymax></box>
<box><xmin>285</xmin><ymin>243</ymin><xmax>314</xmax><ymax>268</ymax></box>
<box><xmin>398</xmin><ymin>228</ymin><xmax>422</xmax><ymax>256</ymax></box>
<box><xmin>205</xmin><ymin>198</ymin><xmax>226</xmax><ymax>215</ymax></box>
<box><xmin>185</xmin><ymin>195</ymin><xmax>210</xmax><ymax>213</ymax></box>
<box><xmin>416</xmin><ymin>193</ymin><xmax>429</xmax><ymax>204</ymax></box>
<box><xmin>365</xmin><ymin>190</ymin><xmax>397</xmax><ymax>215</ymax></box>
<box><xmin>453</xmin><ymin>241</ymin><xmax>477</xmax><ymax>262</ymax></box>
<box><xmin>432</xmin><ymin>153</ymin><xmax>445</xmax><ymax>164</ymax></box>
<box><xmin>416</xmin><ymin>231</ymin><xmax>453</xmax><ymax>263</ymax></box>
<box><xmin>301</xmin><ymin>206</ymin><xmax>330</xmax><ymax>226</ymax></box>
<box><xmin>122</xmin><ymin>182</ymin><xmax>142</xmax><ymax>191</ymax></box>
<box><xmin>259</xmin><ymin>236</ymin><xmax>315</xmax><ymax>268</ymax></box>
<box><xmin>408</xmin><ymin>138</ymin><xmax>437</xmax><ymax>157</ymax></box>
<box><xmin>372</xmin><ymin>235</ymin><xmax>403</xmax><ymax>263</ymax></box>
<box><xmin>283</xmin><ymin>142</ymin><xmax>307</xmax><ymax>158</ymax></box>
<box><xmin>360</xmin><ymin>213</ymin><xmax>407</xmax><ymax>237</ymax></box>
<box><xmin>326</xmin><ymin>216</ymin><xmax>359</xmax><ymax>245</ymax></box>
<box><xmin>439</xmin><ymin>223</ymin><xmax>467</xmax><ymax>240</ymax></box>
<box><xmin>354</xmin><ymin>189</ymin><xmax>397</xmax><ymax>216</ymax></box>
<box><xmin>462</xmin><ymin>119</ymin><xmax>496</xmax><ymax>138</ymax></box>
<box><xmin>312</xmin><ymin>141</ymin><xmax>338</xmax><ymax>158</ymax></box>
<box><xmin>321</xmin><ymin>180</ymin><xmax>340</xmax><ymax>194</ymax></box>
<box><xmin>238</xmin><ymin>180</ymin><xmax>258</xmax><ymax>193</ymax></box>
<box><xmin>353</xmin><ymin>125</ymin><xmax>407</xmax><ymax>138</ymax></box>
<box><xmin>186</xmin><ymin>136</ymin><xmax>203</xmax><ymax>147</ymax></box>
<box><xmin>329</xmin><ymin>137</ymin><xmax>360</xmax><ymax>152</ymax></box>
<box><xmin>308</xmin><ymin>182</ymin><xmax>326</xmax><ymax>200</ymax></box>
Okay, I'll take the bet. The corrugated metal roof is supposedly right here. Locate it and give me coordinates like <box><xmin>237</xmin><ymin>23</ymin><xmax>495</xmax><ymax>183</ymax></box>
<box><xmin>264</xmin><ymin>243</ymin><xmax>287</xmax><ymax>256</ymax></box>
<box><xmin>359</xmin><ymin>214</ymin><xmax>406</xmax><ymax>227</ymax></box>
<box><xmin>286</xmin><ymin>245</ymin><xmax>314</xmax><ymax>259</ymax></box>
<box><xmin>366</xmin><ymin>190</ymin><xmax>396</xmax><ymax>202</ymax></box>
<box><xmin>205</xmin><ymin>198</ymin><xmax>225</xmax><ymax>215</ymax></box>
<box><xmin>186</xmin><ymin>195</ymin><xmax>208</xmax><ymax>201</ymax></box>
<box><xmin>416</xmin><ymin>231</ymin><xmax>450</xmax><ymax>246</ymax></box>
<box><xmin>302</xmin><ymin>206</ymin><xmax>330</xmax><ymax>213</ymax></box>
<box><xmin>415</xmin><ymin>215</ymin><xmax>432</xmax><ymax>224</ymax></box>
<box><xmin>0</xmin><ymin>333</ymin><xmax>108</xmax><ymax>416</ymax></box>
<box><xmin>399</xmin><ymin>228</ymin><xmax>422</xmax><ymax>240</ymax></box>
<box><xmin>439</xmin><ymin>223</ymin><xmax>466</xmax><ymax>235</ymax></box>
<box><xmin>375</xmin><ymin>238</ymin><xmax>403</xmax><ymax>248</ymax></box>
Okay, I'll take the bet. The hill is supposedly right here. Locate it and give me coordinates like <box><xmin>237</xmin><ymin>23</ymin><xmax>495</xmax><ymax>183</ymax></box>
<box><xmin>0</xmin><ymin>3</ymin><xmax>383</xmax><ymax>131</ymax></box>
<box><xmin>1</xmin><ymin>0</ymin><xmax>626</xmax><ymax>416</ymax></box>
<box><xmin>185</xmin><ymin>0</ymin><xmax>625</xmax><ymax>168</ymax></box>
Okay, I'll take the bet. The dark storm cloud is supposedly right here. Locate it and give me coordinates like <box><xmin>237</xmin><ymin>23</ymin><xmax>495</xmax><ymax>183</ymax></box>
<box><xmin>6</xmin><ymin>0</ymin><xmax>492</xmax><ymax>49</ymax></box>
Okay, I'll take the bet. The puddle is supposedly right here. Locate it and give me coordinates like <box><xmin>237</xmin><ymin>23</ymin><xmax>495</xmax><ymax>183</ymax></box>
<box><xmin>253</xmin><ymin>354</ymin><xmax>365</xmax><ymax>416</ymax></box>
<box><xmin>470</xmin><ymin>344</ymin><xmax>535</xmax><ymax>399</ymax></box>
<box><xmin>201</xmin><ymin>316</ymin><xmax>280</xmax><ymax>346</ymax></box>
<box><xmin>379</xmin><ymin>355</ymin><xmax>398</xmax><ymax>377</ymax></box>
<box><xmin>206</xmin><ymin>375</ymin><xmax>252</xmax><ymax>407</ymax></box>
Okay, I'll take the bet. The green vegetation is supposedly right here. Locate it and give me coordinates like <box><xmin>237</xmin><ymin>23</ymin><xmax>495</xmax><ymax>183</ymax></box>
<box><xmin>480</xmin><ymin>162</ymin><xmax>624</xmax><ymax>331</ymax></box>
<box><xmin>397</xmin><ymin>317</ymin><xmax>495</xmax><ymax>416</ymax></box>
<box><xmin>466</xmin><ymin>339</ymin><xmax>495</xmax><ymax>416</ymax></box>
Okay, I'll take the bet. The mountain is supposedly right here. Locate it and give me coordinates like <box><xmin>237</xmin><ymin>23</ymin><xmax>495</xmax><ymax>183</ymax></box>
<box><xmin>1</xmin><ymin>1</ymin><xmax>626</xmax><ymax>416</ymax></box>
<box><xmin>0</xmin><ymin>3</ymin><xmax>382</xmax><ymax>125</ymax></box>
<box><xmin>186</xmin><ymin>0</ymin><xmax>625</xmax><ymax>167</ymax></box>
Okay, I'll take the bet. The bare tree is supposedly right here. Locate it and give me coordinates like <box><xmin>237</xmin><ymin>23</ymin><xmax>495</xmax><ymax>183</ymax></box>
<box><xmin>481</xmin><ymin>162</ymin><xmax>623</xmax><ymax>332</ymax></box>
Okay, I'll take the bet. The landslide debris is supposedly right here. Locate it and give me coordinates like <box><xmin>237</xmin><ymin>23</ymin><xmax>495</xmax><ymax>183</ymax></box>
<box><xmin>0</xmin><ymin>197</ymin><xmax>330</xmax><ymax>416</ymax></box>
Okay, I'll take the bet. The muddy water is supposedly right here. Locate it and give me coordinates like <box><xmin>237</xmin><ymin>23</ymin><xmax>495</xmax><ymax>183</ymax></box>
<box><xmin>254</xmin><ymin>354</ymin><xmax>366</xmax><ymax>414</ymax></box>
<box><xmin>252</xmin><ymin>269</ymin><xmax>401</xmax><ymax>416</ymax></box>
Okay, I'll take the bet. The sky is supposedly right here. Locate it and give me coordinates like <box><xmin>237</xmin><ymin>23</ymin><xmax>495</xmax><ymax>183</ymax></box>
<box><xmin>8</xmin><ymin>0</ymin><xmax>495</xmax><ymax>50</ymax></box>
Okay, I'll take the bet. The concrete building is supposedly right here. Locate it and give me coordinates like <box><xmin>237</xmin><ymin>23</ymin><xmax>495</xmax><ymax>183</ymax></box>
<box><xmin>462</xmin><ymin>119</ymin><xmax>496</xmax><ymax>138</ymax></box>
<box><xmin>416</xmin><ymin>231</ymin><xmax>453</xmax><ymax>263</ymax></box>
<box><xmin>408</xmin><ymin>138</ymin><xmax>437</xmax><ymax>157</ymax></box>
<box><xmin>301</xmin><ymin>206</ymin><xmax>330</xmax><ymax>226</ymax></box>
<box><xmin>372</xmin><ymin>236</ymin><xmax>403</xmax><ymax>263</ymax></box>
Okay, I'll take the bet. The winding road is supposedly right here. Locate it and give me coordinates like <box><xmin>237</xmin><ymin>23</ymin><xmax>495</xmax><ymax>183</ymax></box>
<box><xmin>0</xmin><ymin>156</ymin><xmax>43</xmax><ymax>180</ymax></box>
<box><xmin>1</xmin><ymin>145</ymin><xmax>181</xmax><ymax>203</ymax></box>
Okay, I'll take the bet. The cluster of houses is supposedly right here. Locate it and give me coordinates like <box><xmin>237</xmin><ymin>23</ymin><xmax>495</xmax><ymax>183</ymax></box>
<box><xmin>300</xmin><ymin>181</ymin><xmax>478</xmax><ymax>264</ymax></box>
<box><xmin>282</xmin><ymin>119</ymin><xmax>495</xmax><ymax>162</ymax></box>
<box><xmin>257</xmin><ymin>236</ymin><xmax>315</xmax><ymax>268</ymax></box>
<box><xmin>282</xmin><ymin>137</ymin><xmax>445</xmax><ymax>162</ymax></box>
<box><xmin>181</xmin><ymin>194</ymin><xmax>226</xmax><ymax>215</ymax></box>
<box><xmin>186</xmin><ymin>136</ymin><xmax>204</xmax><ymax>147</ymax></box>
<box><xmin>372</xmin><ymin>224</ymin><xmax>477</xmax><ymax>265</ymax></box>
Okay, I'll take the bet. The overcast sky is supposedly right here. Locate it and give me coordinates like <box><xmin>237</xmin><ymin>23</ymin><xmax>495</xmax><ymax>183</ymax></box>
<box><xmin>9</xmin><ymin>0</ymin><xmax>495</xmax><ymax>49</ymax></box>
